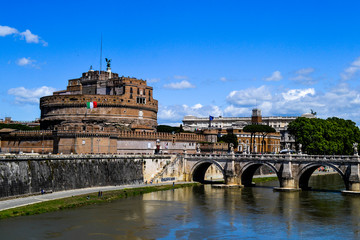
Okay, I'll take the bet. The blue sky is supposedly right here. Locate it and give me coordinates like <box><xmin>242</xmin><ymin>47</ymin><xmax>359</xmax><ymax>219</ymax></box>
<box><xmin>2</xmin><ymin>1</ymin><xmax>360</xmax><ymax>125</ymax></box>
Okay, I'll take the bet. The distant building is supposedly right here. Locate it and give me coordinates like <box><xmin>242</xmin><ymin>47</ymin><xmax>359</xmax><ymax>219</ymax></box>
<box><xmin>0</xmin><ymin>117</ymin><xmax>40</xmax><ymax>128</ymax></box>
<box><xmin>183</xmin><ymin>109</ymin><xmax>316</xmax><ymax>151</ymax></box>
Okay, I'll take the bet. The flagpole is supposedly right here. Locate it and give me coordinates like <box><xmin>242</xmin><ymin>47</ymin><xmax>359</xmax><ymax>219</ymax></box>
<box><xmin>100</xmin><ymin>33</ymin><xmax>102</xmax><ymax>72</ymax></box>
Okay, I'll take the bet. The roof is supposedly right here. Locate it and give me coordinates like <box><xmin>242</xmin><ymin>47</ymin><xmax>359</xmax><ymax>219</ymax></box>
<box><xmin>0</xmin><ymin>128</ymin><xmax>18</xmax><ymax>133</ymax></box>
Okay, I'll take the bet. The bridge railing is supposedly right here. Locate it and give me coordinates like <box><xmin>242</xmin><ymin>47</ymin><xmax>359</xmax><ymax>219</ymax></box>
<box><xmin>185</xmin><ymin>153</ymin><xmax>360</xmax><ymax>163</ymax></box>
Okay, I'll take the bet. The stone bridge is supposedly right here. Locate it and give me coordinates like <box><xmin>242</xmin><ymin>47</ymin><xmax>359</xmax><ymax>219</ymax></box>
<box><xmin>182</xmin><ymin>153</ymin><xmax>360</xmax><ymax>193</ymax></box>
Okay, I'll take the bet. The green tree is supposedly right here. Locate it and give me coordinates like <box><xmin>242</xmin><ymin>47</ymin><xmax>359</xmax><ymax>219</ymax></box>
<box><xmin>218</xmin><ymin>133</ymin><xmax>238</xmax><ymax>149</ymax></box>
<box><xmin>288</xmin><ymin>117</ymin><xmax>360</xmax><ymax>155</ymax></box>
<box><xmin>0</xmin><ymin>123</ymin><xmax>39</xmax><ymax>131</ymax></box>
<box><xmin>156</xmin><ymin>125</ymin><xmax>181</xmax><ymax>133</ymax></box>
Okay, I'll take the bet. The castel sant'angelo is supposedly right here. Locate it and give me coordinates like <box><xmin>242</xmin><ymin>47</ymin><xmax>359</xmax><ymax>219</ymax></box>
<box><xmin>1</xmin><ymin>60</ymin><xmax>208</xmax><ymax>154</ymax></box>
<box><xmin>40</xmin><ymin>61</ymin><xmax>158</xmax><ymax>132</ymax></box>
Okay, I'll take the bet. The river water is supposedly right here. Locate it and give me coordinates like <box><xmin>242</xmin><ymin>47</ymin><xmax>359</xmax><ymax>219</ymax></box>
<box><xmin>1</xmin><ymin>174</ymin><xmax>360</xmax><ymax>239</ymax></box>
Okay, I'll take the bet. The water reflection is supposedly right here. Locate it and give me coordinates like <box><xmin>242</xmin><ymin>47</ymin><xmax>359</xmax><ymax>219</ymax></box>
<box><xmin>1</xmin><ymin>174</ymin><xmax>360</xmax><ymax>239</ymax></box>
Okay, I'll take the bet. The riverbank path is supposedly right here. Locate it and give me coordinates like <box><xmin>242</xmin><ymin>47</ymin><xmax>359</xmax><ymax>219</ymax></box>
<box><xmin>0</xmin><ymin>182</ymin><xmax>189</xmax><ymax>211</ymax></box>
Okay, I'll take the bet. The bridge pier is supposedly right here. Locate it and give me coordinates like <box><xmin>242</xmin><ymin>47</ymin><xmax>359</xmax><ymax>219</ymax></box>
<box><xmin>342</xmin><ymin>182</ymin><xmax>360</xmax><ymax>195</ymax></box>
<box><xmin>342</xmin><ymin>164</ymin><xmax>360</xmax><ymax>194</ymax></box>
<box><xmin>274</xmin><ymin>178</ymin><xmax>301</xmax><ymax>192</ymax></box>
<box><xmin>225</xmin><ymin>175</ymin><xmax>243</xmax><ymax>187</ymax></box>
<box><xmin>274</xmin><ymin>162</ymin><xmax>301</xmax><ymax>192</ymax></box>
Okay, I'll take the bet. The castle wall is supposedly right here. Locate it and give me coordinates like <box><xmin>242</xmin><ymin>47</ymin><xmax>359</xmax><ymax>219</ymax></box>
<box><xmin>57</xmin><ymin>137</ymin><xmax>117</xmax><ymax>154</ymax></box>
<box><xmin>0</xmin><ymin>130</ymin><xmax>205</xmax><ymax>155</ymax></box>
<box><xmin>1</xmin><ymin>139</ymin><xmax>53</xmax><ymax>154</ymax></box>
<box><xmin>0</xmin><ymin>154</ymin><xmax>151</xmax><ymax>198</ymax></box>
<box><xmin>1</xmin><ymin>130</ymin><xmax>54</xmax><ymax>154</ymax></box>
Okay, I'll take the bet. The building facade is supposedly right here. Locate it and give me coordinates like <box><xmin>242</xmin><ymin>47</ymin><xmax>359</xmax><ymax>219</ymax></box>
<box><xmin>183</xmin><ymin>109</ymin><xmax>316</xmax><ymax>151</ymax></box>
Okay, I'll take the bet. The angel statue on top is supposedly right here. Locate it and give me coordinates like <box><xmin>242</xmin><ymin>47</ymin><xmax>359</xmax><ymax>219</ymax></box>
<box><xmin>105</xmin><ymin>58</ymin><xmax>111</xmax><ymax>68</ymax></box>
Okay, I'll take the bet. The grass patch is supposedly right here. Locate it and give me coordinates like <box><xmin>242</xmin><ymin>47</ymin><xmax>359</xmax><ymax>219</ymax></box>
<box><xmin>252</xmin><ymin>176</ymin><xmax>278</xmax><ymax>183</ymax></box>
<box><xmin>0</xmin><ymin>183</ymin><xmax>199</xmax><ymax>220</ymax></box>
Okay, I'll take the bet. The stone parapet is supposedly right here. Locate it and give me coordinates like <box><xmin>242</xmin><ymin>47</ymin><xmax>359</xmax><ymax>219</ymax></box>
<box><xmin>40</xmin><ymin>95</ymin><xmax>158</xmax><ymax>109</ymax></box>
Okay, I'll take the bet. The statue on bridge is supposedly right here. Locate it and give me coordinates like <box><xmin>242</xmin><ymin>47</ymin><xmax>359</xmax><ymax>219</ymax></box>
<box><xmin>298</xmin><ymin>143</ymin><xmax>302</xmax><ymax>154</ymax></box>
<box><xmin>229</xmin><ymin>143</ymin><xmax>234</xmax><ymax>154</ymax></box>
<box><xmin>353</xmin><ymin>142</ymin><xmax>358</xmax><ymax>156</ymax></box>
<box><xmin>196</xmin><ymin>143</ymin><xmax>201</xmax><ymax>153</ymax></box>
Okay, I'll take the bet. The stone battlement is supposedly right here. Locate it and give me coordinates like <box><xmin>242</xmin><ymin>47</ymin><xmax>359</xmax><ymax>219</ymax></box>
<box><xmin>8</xmin><ymin>130</ymin><xmax>205</xmax><ymax>142</ymax></box>
<box><xmin>40</xmin><ymin>94</ymin><xmax>158</xmax><ymax>109</ymax></box>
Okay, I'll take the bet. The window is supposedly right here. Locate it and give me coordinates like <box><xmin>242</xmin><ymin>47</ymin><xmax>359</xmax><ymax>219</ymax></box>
<box><xmin>137</xmin><ymin>97</ymin><xmax>146</xmax><ymax>104</ymax></box>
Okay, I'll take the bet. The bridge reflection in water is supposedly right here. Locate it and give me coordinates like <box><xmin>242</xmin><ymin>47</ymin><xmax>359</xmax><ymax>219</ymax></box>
<box><xmin>183</xmin><ymin>153</ymin><xmax>360</xmax><ymax>193</ymax></box>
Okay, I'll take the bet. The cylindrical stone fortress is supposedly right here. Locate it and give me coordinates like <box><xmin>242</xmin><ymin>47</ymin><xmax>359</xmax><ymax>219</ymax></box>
<box><xmin>40</xmin><ymin>69</ymin><xmax>158</xmax><ymax>131</ymax></box>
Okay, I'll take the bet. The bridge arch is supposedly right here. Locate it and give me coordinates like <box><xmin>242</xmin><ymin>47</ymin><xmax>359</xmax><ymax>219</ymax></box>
<box><xmin>240</xmin><ymin>162</ymin><xmax>280</xmax><ymax>187</ymax></box>
<box><xmin>190</xmin><ymin>159</ymin><xmax>225</xmax><ymax>183</ymax></box>
<box><xmin>297</xmin><ymin>162</ymin><xmax>348</xmax><ymax>190</ymax></box>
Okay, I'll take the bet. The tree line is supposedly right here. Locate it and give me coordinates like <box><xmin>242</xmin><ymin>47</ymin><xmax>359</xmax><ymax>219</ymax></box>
<box><xmin>0</xmin><ymin>123</ymin><xmax>40</xmax><ymax>131</ymax></box>
<box><xmin>288</xmin><ymin>117</ymin><xmax>360</xmax><ymax>155</ymax></box>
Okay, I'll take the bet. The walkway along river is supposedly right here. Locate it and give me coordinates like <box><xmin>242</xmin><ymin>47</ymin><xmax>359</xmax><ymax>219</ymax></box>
<box><xmin>1</xmin><ymin>173</ymin><xmax>360</xmax><ymax>239</ymax></box>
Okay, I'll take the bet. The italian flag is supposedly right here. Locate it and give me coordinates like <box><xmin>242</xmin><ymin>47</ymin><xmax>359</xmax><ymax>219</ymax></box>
<box><xmin>86</xmin><ymin>101</ymin><xmax>97</xmax><ymax>109</ymax></box>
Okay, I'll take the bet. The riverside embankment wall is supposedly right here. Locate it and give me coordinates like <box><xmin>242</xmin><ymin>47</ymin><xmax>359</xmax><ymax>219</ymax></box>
<box><xmin>0</xmin><ymin>154</ymin><xmax>174</xmax><ymax>198</ymax></box>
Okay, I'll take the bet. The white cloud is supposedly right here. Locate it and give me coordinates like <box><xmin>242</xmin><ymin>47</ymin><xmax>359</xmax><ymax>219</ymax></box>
<box><xmin>220</xmin><ymin>77</ymin><xmax>227</xmax><ymax>82</ymax></box>
<box><xmin>163</xmin><ymin>80</ymin><xmax>195</xmax><ymax>89</ymax></box>
<box><xmin>0</xmin><ymin>25</ymin><xmax>18</xmax><ymax>36</ymax></box>
<box><xmin>341</xmin><ymin>57</ymin><xmax>360</xmax><ymax>80</ymax></box>
<box><xmin>295</xmin><ymin>67</ymin><xmax>315</xmax><ymax>75</ymax></box>
<box><xmin>8</xmin><ymin>86</ymin><xmax>55</xmax><ymax>104</ymax></box>
<box><xmin>174</xmin><ymin>75</ymin><xmax>188</xmax><ymax>80</ymax></box>
<box><xmin>227</xmin><ymin>85</ymin><xmax>272</xmax><ymax>107</ymax></box>
<box><xmin>265</xmin><ymin>71</ymin><xmax>282</xmax><ymax>81</ymax></box>
<box><xmin>282</xmin><ymin>88</ymin><xmax>315</xmax><ymax>101</ymax></box>
<box><xmin>16</xmin><ymin>57</ymin><xmax>35</xmax><ymax>66</ymax></box>
<box><xmin>19</xmin><ymin>29</ymin><xmax>39</xmax><ymax>44</ymax></box>
<box><xmin>158</xmin><ymin>104</ymin><xmax>222</xmax><ymax>123</ymax></box>
<box><xmin>192</xmin><ymin>103</ymin><xmax>203</xmax><ymax>109</ymax></box>
<box><xmin>158</xmin><ymin>83</ymin><xmax>360</xmax><ymax>125</ymax></box>
<box><xmin>291</xmin><ymin>67</ymin><xmax>315</xmax><ymax>85</ymax></box>
<box><xmin>147</xmin><ymin>78</ymin><xmax>160</xmax><ymax>83</ymax></box>
<box><xmin>0</xmin><ymin>25</ymin><xmax>47</xmax><ymax>46</ymax></box>
<box><xmin>351</xmin><ymin>95</ymin><xmax>360</xmax><ymax>104</ymax></box>
<box><xmin>290</xmin><ymin>75</ymin><xmax>313</xmax><ymax>82</ymax></box>
<box><xmin>158</xmin><ymin>108</ymin><xmax>178</xmax><ymax>120</ymax></box>
<box><xmin>224</xmin><ymin>105</ymin><xmax>249</xmax><ymax>116</ymax></box>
